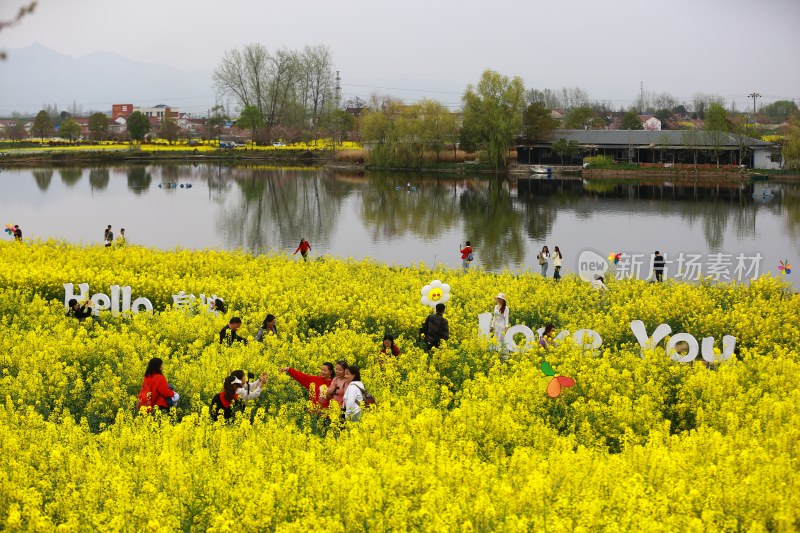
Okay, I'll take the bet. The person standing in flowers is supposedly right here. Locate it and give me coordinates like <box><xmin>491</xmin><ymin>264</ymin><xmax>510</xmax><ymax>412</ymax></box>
<box><xmin>324</xmin><ymin>360</ymin><xmax>349</xmax><ymax>407</ymax></box>
<box><xmin>280</xmin><ymin>363</ymin><xmax>333</xmax><ymax>408</ymax></box>
<box><xmin>137</xmin><ymin>357</ymin><xmax>178</xmax><ymax>414</ymax></box>
<box><xmin>219</xmin><ymin>317</ymin><xmax>247</xmax><ymax>346</ymax></box>
<box><xmin>490</xmin><ymin>293</ymin><xmax>510</xmax><ymax>346</ymax></box>
<box><xmin>342</xmin><ymin>365</ymin><xmax>366</xmax><ymax>422</ymax></box>
<box><xmin>380</xmin><ymin>334</ymin><xmax>401</xmax><ymax>357</ymax></box>
<box><xmin>13</xmin><ymin>224</ymin><xmax>22</xmax><ymax>242</ymax></box>
<box><xmin>539</xmin><ymin>323</ymin><xmax>556</xmax><ymax>349</ymax></box>
<box><xmin>210</xmin><ymin>375</ymin><xmax>240</xmax><ymax>421</ymax></box>
<box><xmin>293</xmin><ymin>238</ymin><xmax>311</xmax><ymax>262</ymax></box>
<box><xmin>420</xmin><ymin>303</ymin><xmax>449</xmax><ymax>351</ymax></box>
<box><xmin>552</xmin><ymin>246</ymin><xmax>563</xmax><ymax>281</ymax></box>
<box><xmin>460</xmin><ymin>241</ymin><xmax>473</xmax><ymax>270</ymax></box>
<box><xmin>537</xmin><ymin>245</ymin><xmax>550</xmax><ymax>277</ymax></box>
<box><xmin>66</xmin><ymin>298</ymin><xmax>93</xmax><ymax>321</ymax></box>
<box><xmin>254</xmin><ymin>314</ymin><xmax>278</xmax><ymax>341</ymax></box>
<box><xmin>104</xmin><ymin>225</ymin><xmax>113</xmax><ymax>247</ymax></box>
<box><xmin>230</xmin><ymin>370</ymin><xmax>267</xmax><ymax>402</ymax></box>
<box><xmin>116</xmin><ymin>228</ymin><xmax>126</xmax><ymax>246</ymax></box>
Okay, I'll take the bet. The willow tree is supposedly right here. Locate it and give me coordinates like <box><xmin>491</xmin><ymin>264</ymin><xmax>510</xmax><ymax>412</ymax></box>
<box><xmin>461</xmin><ymin>69</ymin><xmax>525</xmax><ymax>170</ymax></box>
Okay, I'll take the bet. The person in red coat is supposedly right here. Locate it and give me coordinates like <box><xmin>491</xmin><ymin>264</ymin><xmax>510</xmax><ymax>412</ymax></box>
<box><xmin>280</xmin><ymin>363</ymin><xmax>333</xmax><ymax>408</ymax></box>
<box><xmin>293</xmin><ymin>238</ymin><xmax>311</xmax><ymax>262</ymax></box>
<box><xmin>137</xmin><ymin>357</ymin><xmax>178</xmax><ymax>414</ymax></box>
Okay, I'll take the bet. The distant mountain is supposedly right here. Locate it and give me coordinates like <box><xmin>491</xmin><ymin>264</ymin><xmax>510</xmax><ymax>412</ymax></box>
<box><xmin>0</xmin><ymin>43</ymin><xmax>215</xmax><ymax>116</ymax></box>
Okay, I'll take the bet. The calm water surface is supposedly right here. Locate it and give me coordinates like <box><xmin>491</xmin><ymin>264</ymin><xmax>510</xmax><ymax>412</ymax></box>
<box><xmin>1</xmin><ymin>164</ymin><xmax>798</xmax><ymax>279</ymax></box>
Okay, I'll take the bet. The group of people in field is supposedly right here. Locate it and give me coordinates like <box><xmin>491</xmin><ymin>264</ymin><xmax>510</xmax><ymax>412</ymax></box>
<box><xmin>103</xmin><ymin>225</ymin><xmax>126</xmax><ymax>247</ymax></box>
<box><xmin>125</xmin><ymin>287</ymin><xmax>568</xmax><ymax>424</ymax></box>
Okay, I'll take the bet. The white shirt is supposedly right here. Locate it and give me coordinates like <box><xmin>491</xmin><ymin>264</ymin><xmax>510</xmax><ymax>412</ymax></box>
<box><xmin>591</xmin><ymin>279</ymin><xmax>608</xmax><ymax>291</ymax></box>
<box><xmin>553</xmin><ymin>254</ymin><xmax>562</xmax><ymax>267</ymax></box>
<box><xmin>343</xmin><ymin>380</ymin><xmax>365</xmax><ymax>418</ymax></box>
<box><xmin>235</xmin><ymin>381</ymin><xmax>263</xmax><ymax>401</ymax></box>
<box><xmin>491</xmin><ymin>304</ymin><xmax>509</xmax><ymax>333</ymax></box>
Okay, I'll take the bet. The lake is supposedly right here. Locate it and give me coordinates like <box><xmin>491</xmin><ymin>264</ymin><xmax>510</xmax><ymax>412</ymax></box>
<box><xmin>1</xmin><ymin>163</ymin><xmax>798</xmax><ymax>281</ymax></box>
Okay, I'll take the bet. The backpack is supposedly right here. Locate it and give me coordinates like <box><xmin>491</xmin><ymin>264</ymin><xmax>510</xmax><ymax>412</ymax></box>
<box><xmin>356</xmin><ymin>385</ymin><xmax>376</xmax><ymax>407</ymax></box>
<box><xmin>467</xmin><ymin>252</ymin><xmax>474</xmax><ymax>262</ymax></box>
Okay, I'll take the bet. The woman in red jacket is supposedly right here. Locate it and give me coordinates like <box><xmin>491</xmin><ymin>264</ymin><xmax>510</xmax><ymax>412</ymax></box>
<box><xmin>137</xmin><ymin>358</ymin><xmax>178</xmax><ymax>414</ymax></box>
<box><xmin>280</xmin><ymin>363</ymin><xmax>333</xmax><ymax>408</ymax></box>
<box><xmin>293</xmin><ymin>238</ymin><xmax>311</xmax><ymax>262</ymax></box>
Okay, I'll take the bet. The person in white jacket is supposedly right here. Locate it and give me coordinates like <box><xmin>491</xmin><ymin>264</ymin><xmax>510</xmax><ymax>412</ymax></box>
<box><xmin>490</xmin><ymin>293</ymin><xmax>510</xmax><ymax>346</ymax></box>
<box><xmin>342</xmin><ymin>365</ymin><xmax>365</xmax><ymax>421</ymax></box>
<box><xmin>231</xmin><ymin>370</ymin><xmax>267</xmax><ymax>401</ymax></box>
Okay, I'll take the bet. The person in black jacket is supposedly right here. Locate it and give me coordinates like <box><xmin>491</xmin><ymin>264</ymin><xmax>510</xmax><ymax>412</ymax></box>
<box><xmin>420</xmin><ymin>303</ymin><xmax>449</xmax><ymax>351</ymax></box>
<box><xmin>653</xmin><ymin>251</ymin><xmax>666</xmax><ymax>282</ymax></box>
<box><xmin>210</xmin><ymin>375</ymin><xmax>241</xmax><ymax>421</ymax></box>
<box><xmin>66</xmin><ymin>299</ymin><xmax>93</xmax><ymax>321</ymax></box>
<box><xmin>219</xmin><ymin>317</ymin><xmax>247</xmax><ymax>346</ymax></box>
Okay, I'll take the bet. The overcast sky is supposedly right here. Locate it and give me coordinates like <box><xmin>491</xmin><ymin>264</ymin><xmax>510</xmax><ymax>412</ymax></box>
<box><xmin>1</xmin><ymin>0</ymin><xmax>799</xmax><ymax>111</ymax></box>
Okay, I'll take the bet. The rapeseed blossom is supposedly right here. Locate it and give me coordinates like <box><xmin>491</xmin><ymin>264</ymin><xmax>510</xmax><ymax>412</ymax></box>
<box><xmin>0</xmin><ymin>240</ymin><xmax>798</xmax><ymax>530</ymax></box>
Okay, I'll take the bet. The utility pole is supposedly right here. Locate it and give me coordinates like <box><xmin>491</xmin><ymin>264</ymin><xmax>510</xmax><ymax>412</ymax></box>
<box><xmin>748</xmin><ymin>92</ymin><xmax>761</xmax><ymax>128</ymax></box>
<box><xmin>335</xmin><ymin>71</ymin><xmax>341</xmax><ymax>109</ymax></box>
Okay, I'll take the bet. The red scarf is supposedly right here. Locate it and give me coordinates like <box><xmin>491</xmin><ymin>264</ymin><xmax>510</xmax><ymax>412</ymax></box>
<box><xmin>219</xmin><ymin>392</ymin><xmax>239</xmax><ymax>409</ymax></box>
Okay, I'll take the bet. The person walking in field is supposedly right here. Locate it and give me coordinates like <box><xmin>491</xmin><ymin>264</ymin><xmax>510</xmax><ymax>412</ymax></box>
<box><xmin>104</xmin><ymin>225</ymin><xmax>113</xmax><ymax>247</ymax></box>
<box><xmin>13</xmin><ymin>224</ymin><xmax>22</xmax><ymax>242</ymax></box>
<box><xmin>552</xmin><ymin>246</ymin><xmax>563</xmax><ymax>281</ymax></box>
<box><xmin>490</xmin><ymin>293</ymin><xmax>510</xmax><ymax>346</ymax></box>
<box><xmin>294</xmin><ymin>238</ymin><xmax>311</xmax><ymax>262</ymax></box>
<box><xmin>460</xmin><ymin>241</ymin><xmax>473</xmax><ymax>270</ymax></box>
<box><xmin>537</xmin><ymin>245</ymin><xmax>550</xmax><ymax>277</ymax></box>
<box><xmin>116</xmin><ymin>228</ymin><xmax>126</xmax><ymax>246</ymax></box>
<box><xmin>420</xmin><ymin>303</ymin><xmax>449</xmax><ymax>351</ymax></box>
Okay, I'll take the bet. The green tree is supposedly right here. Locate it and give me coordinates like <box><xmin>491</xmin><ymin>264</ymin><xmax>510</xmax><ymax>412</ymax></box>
<box><xmin>159</xmin><ymin>118</ymin><xmax>180</xmax><ymax>144</ymax></box>
<box><xmin>417</xmin><ymin>98</ymin><xmax>456</xmax><ymax>162</ymax></box>
<box><xmin>237</xmin><ymin>105</ymin><xmax>265</xmax><ymax>140</ymax></box>
<box><xmin>461</xmin><ymin>69</ymin><xmax>525</xmax><ymax>170</ymax></box>
<box><xmin>58</xmin><ymin>118</ymin><xmax>81</xmax><ymax>142</ymax></box>
<box><xmin>523</xmin><ymin>102</ymin><xmax>558</xmax><ymax>142</ymax></box>
<box><xmin>621</xmin><ymin>111</ymin><xmax>643</xmax><ymax>130</ymax></box>
<box><xmin>551</xmin><ymin>138</ymin><xmax>580</xmax><ymax>164</ymax></box>
<box><xmin>321</xmin><ymin>108</ymin><xmax>355</xmax><ymax>148</ymax></box>
<box><xmin>32</xmin><ymin>109</ymin><xmax>52</xmax><ymax>141</ymax></box>
<box><xmin>762</xmin><ymin>100</ymin><xmax>798</xmax><ymax>123</ymax></box>
<box><xmin>88</xmin><ymin>112</ymin><xmax>108</xmax><ymax>141</ymax></box>
<box><xmin>783</xmin><ymin>110</ymin><xmax>800</xmax><ymax>169</ymax></box>
<box><xmin>126</xmin><ymin>111</ymin><xmax>150</xmax><ymax>142</ymax></box>
<box><xmin>703</xmin><ymin>102</ymin><xmax>729</xmax><ymax>167</ymax></box>
<box><xmin>564</xmin><ymin>106</ymin><xmax>596</xmax><ymax>129</ymax></box>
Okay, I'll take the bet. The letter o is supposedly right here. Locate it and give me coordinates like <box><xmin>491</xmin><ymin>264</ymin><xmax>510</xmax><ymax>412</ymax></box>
<box><xmin>131</xmin><ymin>297</ymin><xmax>154</xmax><ymax>314</ymax></box>
<box><xmin>572</xmin><ymin>329</ymin><xmax>603</xmax><ymax>350</ymax></box>
<box><xmin>504</xmin><ymin>325</ymin><xmax>536</xmax><ymax>352</ymax></box>
<box><xmin>91</xmin><ymin>293</ymin><xmax>111</xmax><ymax>314</ymax></box>
<box><xmin>667</xmin><ymin>333</ymin><xmax>699</xmax><ymax>363</ymax></box>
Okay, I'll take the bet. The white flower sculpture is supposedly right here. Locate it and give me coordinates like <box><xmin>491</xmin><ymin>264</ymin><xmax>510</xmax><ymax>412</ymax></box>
<box><xmin>420</xmin><ymin>279</ymin><xmax>451</xmax><ymax>308</ymax></box>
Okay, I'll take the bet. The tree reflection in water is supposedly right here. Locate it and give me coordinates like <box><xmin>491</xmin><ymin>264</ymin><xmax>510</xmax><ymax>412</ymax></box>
<box><xmin>219</xmin><ymin>167</ymin><xmax>349</xmax><ymax>252</ymax></box>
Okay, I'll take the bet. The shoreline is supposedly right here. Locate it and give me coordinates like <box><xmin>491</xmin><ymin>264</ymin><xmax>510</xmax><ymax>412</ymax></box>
<box><xmin>1</xmin><ymin>150</ymin><xmax>798</xmax><ymax>180</ymax></box>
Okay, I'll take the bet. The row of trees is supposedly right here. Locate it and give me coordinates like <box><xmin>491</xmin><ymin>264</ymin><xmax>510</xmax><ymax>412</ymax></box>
<box><xmin>213</xmin><ymin>44</ymin><xmax>336</xmax><ymax>139</ymax></box>
<box><xmin>359</xmin><ymin>98</ymin><xmax>459</xmax><ymax>168</ymax></box>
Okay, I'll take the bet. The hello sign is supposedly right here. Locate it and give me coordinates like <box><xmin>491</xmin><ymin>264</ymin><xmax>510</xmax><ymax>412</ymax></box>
<box><xmin>477</xmin><ymin>315</ymin><xmax>736</xmax><ymax>363</ymax></box>
<box><xmin>64</xmin><ymin>283</ymin><xmax>154</xmax><ymax>316</ymax></box>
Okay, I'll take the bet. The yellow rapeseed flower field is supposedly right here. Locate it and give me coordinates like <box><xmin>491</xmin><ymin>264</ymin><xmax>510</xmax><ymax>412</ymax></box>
<box><xmin>0</xmin><ymin>240</ymin><xmax>798</xmax><ymax>531</ymax></box>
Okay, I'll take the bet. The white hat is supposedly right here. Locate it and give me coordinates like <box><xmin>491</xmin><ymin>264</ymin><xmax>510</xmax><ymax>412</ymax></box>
<box><xmin>495</xmin><ymin>293</ymin><xmax>506</xmax><ymax>301</ymax></box>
